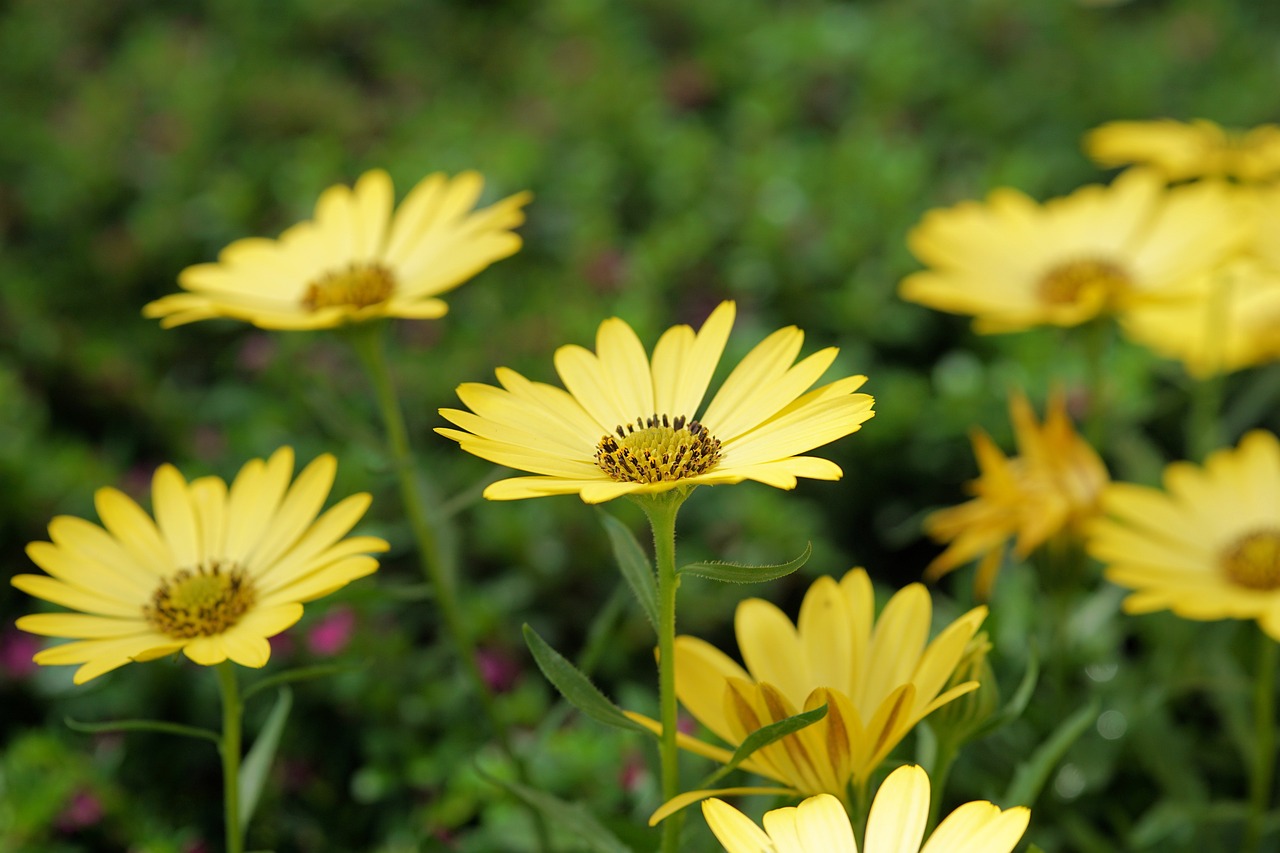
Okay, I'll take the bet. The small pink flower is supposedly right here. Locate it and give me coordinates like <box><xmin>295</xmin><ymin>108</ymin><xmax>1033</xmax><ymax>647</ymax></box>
<box><xmin>55</xmin><ymin>789</ymin><xmax>103</xmax><ymax>832</ymax></box>
<box><xmin>268</xmin><ymin>631</ymin><xmax>296</xmax><ymax>659</ymax></box>
<box><xmin>0</xmin><ymin>628</ymin><xmax>40</xmax><ymax>679</ymax></box>
<box><xmin>307</xmin><ymin>606</ymin><xmax>356</xmax><ymax>657</ymax></box>
<box><xmin>476</xmin><ymin>646</ymin><xmax>521</xmax><ymax>694</ymax></box>
<box><xmin>619</xmin><ymin>750</ymin><xmax>648</xmax><ymax>793</ymax></box>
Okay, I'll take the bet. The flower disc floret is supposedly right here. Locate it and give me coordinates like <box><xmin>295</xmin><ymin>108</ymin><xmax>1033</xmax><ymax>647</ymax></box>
<box><xmin>1221</xmin><ymin>529</ymin><xmax>1280</xmax><ymax>591</ymax></box>
<box><xmin>595</xmin><ymin>415</ymin><xmax>722</xmax><ymax>484</ymax></box>
<box><xmin>144</xmin><ymin>562</ymin><xmax>256</xmax><ymax>639</ymax></box>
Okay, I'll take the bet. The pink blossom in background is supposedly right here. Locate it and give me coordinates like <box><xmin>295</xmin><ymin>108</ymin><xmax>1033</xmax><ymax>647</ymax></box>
<box><xmin>619</xmin><ymin>751</ymin><xmax>648</xmax><ymax>794</ymax></box>
<box><xmin>268</xmin><ymin>630</ymin><xmax>296</xmax><ymax>659</ymax></box>
<box><xmin>55</xmin><ymin>789</ymin><xmax>103</xmax><ymax>832</ymax></box>
<box><xmin>476</xmin><ymin>646</ymin><xmax>521</xmax><ymax>694</ymax></box>
<box><xmin>307</xmin><ymin>606</ymin><xmax>356</xmax><ymax>657</ymax></box>
<box><xmin>0</xmin><ymin>628</ymin><xmax>40</xmax><ymax>679</ymax></box>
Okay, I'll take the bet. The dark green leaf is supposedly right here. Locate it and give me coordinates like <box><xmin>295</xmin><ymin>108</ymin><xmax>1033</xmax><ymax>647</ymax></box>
<box><xmin>701</xmin><ymin>704</ymin><xmax>827</xmax><ymax>789</ymax></box>
<box><xmin>679</xmin><ymin>542</ymin><xmax>811</xmax><ymax>584</ymax></box>
<box><xmin>239</xmin><ymin>687</ymin><xmax>293</xmax><ymax>832</ymax></box>
<box><xmin>599</xmin><ymin>510</ymin><xmax>658</xmax><ymax>628</ymax></box>
<box><xmin>523</xmin><ymin>624</ymin><xmax>652</xmax><ymax>736</ymax></box>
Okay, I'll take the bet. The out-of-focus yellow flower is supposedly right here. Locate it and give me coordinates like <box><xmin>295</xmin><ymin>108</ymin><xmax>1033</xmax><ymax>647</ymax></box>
<box><xmin>630</xmin><ymin>569</ymin><xmax>986</xmax><ymax>816</ymax></box>
<box><xmin>144</xmin><ymin>170</ymin><xmax>531</xmax><ymax>330</ymax></box>
<box><xmin>1089</xmin><ymin>430</ymin><xmax>1280</xmax><ymax>640</ymax></box>
<box><xmin>437</xmin><ymin>301</ymin><xmax>875</xmax><ymax>503</ymax></box>
<box><xmin>11</xmin><ymin>448</ymin><xmax>388</xmax><ymax>684</ymax></box>
<box><xmin>923</xmin><ymin>390</ymin><xmax>1108</xmax><ymax>599</ymax></box>
<box><xmin>900</xmin><ymin>169</ymin><xmax>1245</xmax><ymax>333</ymax></box>
<box><xmin>1120</xmin><ymin>185</ymin><xmax>1280</xmax><ymax>377</ymax></box>
<box><xmin>1085</xmin><ymin>118</ymin><xmax>1280</xmax><ymax>183</ymax></box>
<box><xmin>702</xmin><ymin>766</ymin><xmax>1030</xmax><ymax>853</ymax></box>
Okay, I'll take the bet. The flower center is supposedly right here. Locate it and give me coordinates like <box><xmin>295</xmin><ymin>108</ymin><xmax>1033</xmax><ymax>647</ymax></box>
<box><xmin>1038</xmin><ymin>259</ymin><xmax>1130</xmax><ymax>307</ymax></box>
<box><xmin>595</xmin><ymin>414</ymin><xmax>722</xmax><ymax>484</ymax></box>
<box><xmin>1220</xmin><ymin>529</ymin><xmax>1280</xmax><ymax>591</ymax></box>
<box><xmin>302</xmin><ymin>262</ymin><xmax>395</xmax><ymax>311</ymax></box>
<box><xmin>143</xmin><ymin>562</ymin><xmax>256</xmax><ymax>639</ymax></box>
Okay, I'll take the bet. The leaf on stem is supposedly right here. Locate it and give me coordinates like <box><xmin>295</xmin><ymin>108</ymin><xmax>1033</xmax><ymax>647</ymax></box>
<box><xmin>523</xmin><ymin>624</ymin><xmax>653</xmax><ymax>736</ymax></box>
<box><xmin>699</xmin><ymin>704</ymin><xmax>827</xmax><ymax>789</ymax></box>
<box><xmin>678</xmin><ymin>542</ymin><xmax>812</xmax><ymax>584</ymax></box>
<box><xmin>598</xmin><ymin>510</ymin><xmax>659</xmax><ymax>628</ymax></box>
<box><xmin>239</xmin><ymin>686</ymin><xmax>293</xmax><ymax>832</ymax></box>
<box><xmin>1004</xmin><ymin>696</ymin><xmax>1100</xmax><ymax>806</ymax></box>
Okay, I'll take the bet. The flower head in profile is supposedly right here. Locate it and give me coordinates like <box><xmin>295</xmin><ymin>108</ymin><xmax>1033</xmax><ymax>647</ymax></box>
<box><xmin>702</xmin><ymin>765</ymin><xmax>1030</xmax><ymax>853</ymax></box>
<box><xmin>1089</xmin><ymin>430</ymin><xmax>1280</xmax><ymax>640</ymax></box>
<box><xmin>12</xmin><ymin>448</ymin><xmax>388</xmax><ymax>683</ymax></box>
<box><xmin>436</xmin><ymin>301</ymin><xmax>875</xmax><ymax>503</ymax></box>
<box><xmin>1085</xmin><ymin>118</ymin><xmax>1280</xmax><ymax>183</ymax></box>
<box><xmin>900</xmin><ymin>168</ymin><xmax>1245</xmax><ymax>332</ymax></box>
<box><xmin>631</xmin><ymin>569</ymin><xmax>986</xmax><ymax>814</ymax></box>
<box><xmin>923</xmin><ymin>390</ymin><xmax>1108</xmax><ymax>599</ymax></box>
<box><xmin>144</xmin><ymin>170</ymin><xmax>531</xmax><ymax>330</ymax></box>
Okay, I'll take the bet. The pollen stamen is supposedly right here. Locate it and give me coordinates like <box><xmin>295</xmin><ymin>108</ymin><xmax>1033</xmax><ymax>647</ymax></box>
<box><xmin>302</xmin><ymin>262</ymin><xmax>395</xmax><ymax>311</ymax></box>
<box><xmin>143</xmin><ymin>561</ymin><xmax>256</xmax><ymax>639</ymax></box>
<box><xmin>595</xmin><ymin>414</ymin><xmax>722</xmax><ymax>484</ymax></box>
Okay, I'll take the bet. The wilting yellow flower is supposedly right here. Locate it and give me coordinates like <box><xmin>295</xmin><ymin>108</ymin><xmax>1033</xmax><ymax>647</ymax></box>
<box><xmin>144</xmin><ymin>170</ymin><xmax>531</xmax><ymax>330</ymax></box>
<box><xmin>1089</xmin><ymin>430</ymin><xmax>1280</xmax><ymax>640</ymax></box>
<box><xmin>923</xmin><ymin>390</ymin><xmax>1108</xmax><ymax>598</ymax></box>
<box><xmin>632</xmin><ymin>569</ymin><xmax>986</xmax><ymax>814</ymax></box>
<box><xmin>1120</xmin><ymin>185</ymin><xmax>1280</xmax><ymax>377</ymax></box>
<box><xmin>900</xmin><ymin>168</ymin><xmax>1245</xmax><ymax>332</ymax></box>
<box><xmin>12</xmin><ymin>448</ymin><xmax>388</xmax><ymax>683</ymax></box>
<box><xmin>703</xmin><ymin>766</ymin><xmax>1029</xmax><ymax>853</ymax></box>
<box><xmin>1085</xmin><ymin>118</ymin><xmax>1280</xmax><ymax>183</ymax></box>
<box><xmin>436</xmin><ymin>301</ymin><xmax>875</xmax><ymax>503</ymax></box>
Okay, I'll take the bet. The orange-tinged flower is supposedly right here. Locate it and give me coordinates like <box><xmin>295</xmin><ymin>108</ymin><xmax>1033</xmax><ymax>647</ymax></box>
<box><xmin>900</xmin><ymin>168</ymin><xmax>1246</xmax><ymax>333</ymax></box>
<box><xmin>1085</xmin><ymin>118</ymin><xmax>1280</xmax><ymax>183</ymax></box>
<box><xmin>144</xmin><ymin>170</ymin><xmax>530</xmax><ymax>330</ymax></box>
<box><xmin>12</xmin><ymin>448</ymin><xmax>388</xmax><ymax>683</ymax></box>
<box><xmin>630</xmin><ymin>569</ymin><xmax>986</xmax><ymax>816</ymax></box>
<box><xmin>923</xmin><ymin>390</ymin><xmax>1108</xmax><ymax>598</ymax></box>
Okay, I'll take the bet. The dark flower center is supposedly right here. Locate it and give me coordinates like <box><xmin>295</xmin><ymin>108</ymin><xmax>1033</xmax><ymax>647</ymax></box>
<box><xmin>1221</xmin><ymin>529</ymin><xmax>1280</xmax><ymax>591</ymax></box>
<box><xmin>143</xmin><ymin>562</ymin><xmax>256</xmax><ymax>639</ymax></box>
<box><xmin>302</xmin><ymin>262</ymin><xmax>395</xmax><ymax>311</ymax></box>
<box><xmin>1038</xmin><ymin>259</ymin><xmax>1130</xmax><ymax>307</ymax></box>
<box><xmin>595</xmin><ymin>414</ymin><xmax>722</xmax><ymax>484</ymax></box>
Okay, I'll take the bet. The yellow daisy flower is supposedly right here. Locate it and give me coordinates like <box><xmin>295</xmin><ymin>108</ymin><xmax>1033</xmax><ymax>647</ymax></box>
<box><xmin>143</xmin><ymin>170</ymin><xmax>531</xmax><ymax>330</ymax></box>
<box><xmin>923</xmin><ymin>390</ymin><xmax>1108</xmax><ymax>599</ymax></box>
<box><xmin>631</xmin><ymin>569</ymin><xmax>986</xmax><ymax>810</ymax></box>
<box><xmin>1120</xmin><ymin>185</ymin><xmax>1280</xmax><ymax>377</ymax></box>
<box><xmin>899</xmin><ymin>168</ymin><xmax>1246</xmax><ymax>333</ymax></box>
<box><xmin>1085</xmin><ymin>118</ymin><xmax>1280</xmax><ymax>183</ymax></box>
<box><xmin>436</xmin><ymin>301</ymin><xmax>875</xmax><ymax>503</ymax></box>
<box><xmin>11</xmin><ymin>448</ymin><xmax>389</xmax><ymax>684</ymax></box>
<box><xmin>1089</xmin><ymin>430</ymin><xmax>1280</xmax><ymax>639</ymax></box>
<box><xmin>703</xmin><ymin>766</ymin><xmax>1030</xmax><ymax>853</ymax></box>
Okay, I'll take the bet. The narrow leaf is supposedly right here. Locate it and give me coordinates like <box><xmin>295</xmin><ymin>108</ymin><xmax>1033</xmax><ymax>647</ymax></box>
<box><xmin>679</xmin><ymin>542</ymin><xmax>811</xmax><ymax>584</ymax></box>
<box><xmin>479</xmin><ymin>764</ymin><xmax>632</xmax><ymax>853</ymax></box>
<box><xmin>599</xmin><ymin>510</ymin><xmax>659</xmax><ymax>627</ymax></box>
<box><xmin>523</xmin><ymin>624</ymin><xmax>652</xmax><ymax>736</ymax></box>
<box><xmin>700</xmin><ymin>704</ymin><xmax>827</xmax><ymax>789</ymax></box>
<box><xmin>65</xmin><ymin>716</ymin><xmax>220</xmax><ymax>745</ymax></box>
<box><xmin>239</xmin><ymin>687</ymin><xmax>293</xmax><ymax>832</ymax></box>
<box><xmin>1004</xmin><ymin>697</ymin><xmax>1099</xmax><ymax>807</ymax></box>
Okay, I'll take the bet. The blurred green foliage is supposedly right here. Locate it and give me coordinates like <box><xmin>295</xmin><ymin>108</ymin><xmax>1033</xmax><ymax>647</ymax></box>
<box><xmin>5</xmin><ymin>0</ymin><xmax>1280</xmax><ymax>850</ymax></box>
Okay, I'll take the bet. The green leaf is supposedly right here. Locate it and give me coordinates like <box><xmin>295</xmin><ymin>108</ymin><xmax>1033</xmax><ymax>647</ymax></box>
<box><xmin>599</xmin><ymin>510</ymin><xmax>658</xmax><ymax>627</ymax></box>
<box><xmin>1004</xmin><ymin>696</ymin><xmax>1100</xmax><ymax>807</ymax></box>
<box><xmin>701</xmin><ymin>704</ymin><xmax>827</xmax><ymax>789</ymax></box>
<box><xmin>523</xmin><ymin>624</ymin><xmax>652</xmax><ymax>736</ymax></box>
<box><xmin>678</xmin><ymin>542</ymin><xmax>812</xmax><ymax>584</ymax></box>
<box><xmin>64</xmin><ymin>716</ymin><xmax>220</xmax><ymax>745</ymax></box>
<box><xmin>972</xmin><ymin>644</ymin><xmax>1040</xmax><ymax>738</ymax></box>
<box><xmin>478</xmin><ymin>764</ymin><xmax>632</xmax><ymax>853</ymax></box>
<box><xmin>239</xmin><ymin>687</ymin><xmax>293</xmax><ymax>832</ymax></box>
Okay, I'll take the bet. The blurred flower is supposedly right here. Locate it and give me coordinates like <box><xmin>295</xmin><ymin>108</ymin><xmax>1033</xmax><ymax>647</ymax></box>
<box><xmin>1089</xmin><ymin>430</ymin><xmax>1280</xmax><ymax>639</ymax></box>
<box><xmin>923</xmin><ymin>390</ymin><xmax>1109</xmax><ymax>599</ymax></box>
<box><xmin>1085</xmin><ymin>118</ymin><xmax>1280</xmax><ymax>183</ymax></box>
<box><xmin>630</xmin><ymin>569</ymin><xmax>986</xmax><ymax>809</ymax></box>
<box><xmin>306</xmin><ymin>605</ymin><xmax>356</xmax><ymax>657</ymax></box>
<box><xmin>12</xmin><ymin>447</ymin><xmax>388</xmax><ymax>684</ymax></box>
<box><xmin>55</xmin><ymin>789</ymin><xmax>103</xmax><ymax>833</ymax></box>
<box><xmin>0</xmin><ymin>627</ymin><xmax>41</xmax><ymax>679</ymax></box>
<box><xmin>144</xmin><ymin>170</ymin><xmax>531</xmax><ymax>330</ymax></box>
<box><xmin>1120</xmin><ymin>185</ymin><xmax>1280</xmax><ymax>377</ymax></box>
<box><xmin>475</xmin><ymin>645</ymin><xmax>522</xmax><ymax>693</ymax></box>
<box><xmin>702</xmin><ymin>766</ymin><xmax>1029</xmax><ymax>853</ymax></box>
<box><xmin>437</xmin><ymin>301</ymin><xmax>875</xmax><ymax>503</ymax></box>
<box><xmin>899</xmin><ymin>168</ymin><xmax>1245</xmax><ymax>332</ymax></box>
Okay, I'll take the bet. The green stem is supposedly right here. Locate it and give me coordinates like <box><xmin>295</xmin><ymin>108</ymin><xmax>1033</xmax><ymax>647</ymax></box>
<box><xmin>851</xmin><ymin>775</ymin><xmax>870</xmax><ymax>845</ymax></box>
<box><xmin>638</xmin><ymin>491</ymin><xmax>688</xmax><ymax>853</ymax></box>
<box><xmin>1245</xmin><ymin>632</ymin><xmax>1277</xmax><ymax>853</ymax></box>
<box><xmin>1080</xmin><ymin>318</ymin><xmax>1113</xmax><ymax>451</ymax></box>
<box><xmin>216</xmin><ymin>662</ymin><xmax>245</xmax><ymax>853</ymax></box>
<box><xmin>345</xmin><ymin>321</ymin><xmax>548</xmax><ymax>850</ymax></box>
<box><xmin>1188</xmin><ymin>266</ymin><xmax>1234</xmax><ymax>462</ymax></box>
<box><xmin>926</xmin><ymin>738</ymin><xmax>959</xmax><ymax>833</ymax></box>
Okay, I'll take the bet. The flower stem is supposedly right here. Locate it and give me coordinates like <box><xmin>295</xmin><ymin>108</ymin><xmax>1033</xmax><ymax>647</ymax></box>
<box><xmin>1080</xmin><ymin>318</ymin><xmax>1114</xmax><ymax>451</ymax></box>
<box><xmin>638</xmin><ymin>492</ymin><xmax>687</xmax><ymax>853</ymax></box>
<box><xmin>1245</xmin><ymin>632</ymin><xmax>1277</xmax><ymax>853</ymax></box>
<box><xmin>926</xmin><ymin>737</ymin><xmax>959</xmax><ymax>832</ymax></box>
<box><xmin>345</xmin><ymin>321</ymin><xmax>548</xmax><ymax>849</ymax></box>
<box><xmin>216</xmin><ymin>662</ymin><xmax>245</xmax><ymax>853</ymax></box>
